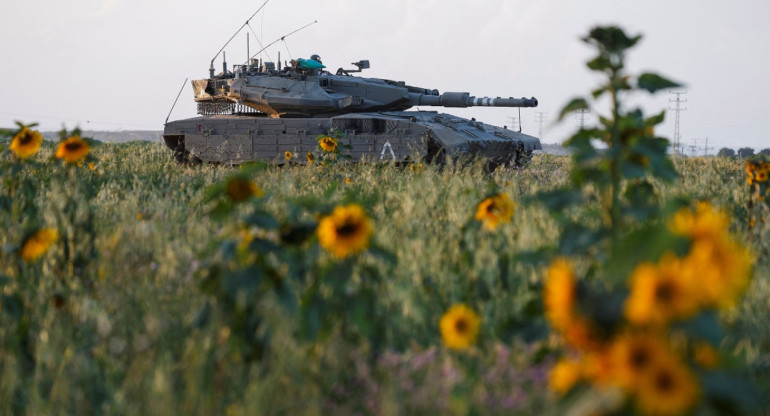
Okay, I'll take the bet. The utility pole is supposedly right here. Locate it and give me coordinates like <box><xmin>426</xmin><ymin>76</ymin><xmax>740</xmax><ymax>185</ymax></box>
<box><xmin>535</xmin><ymin>111</ymin><xmax>548</xmax><ymax>141</ymax></box>
<box><xmin>669</xmin><ymin>91</ymin><xmax>687</xmax><ymax>156</ymax></box>
<box><xmin>700</xmin><ymin>137</ymin><xmax>713</xmax><ymax>156</ymax></box>
<box><xmin>688</xmin><ymin>138</ymin><xmax>699</xmax><ymax>157</ymax></box>
<box><xmin>574</xmin><ymin>108</ymin><xmax>590</xmax><ymax>129</ymax></box>
<box><xmin>507</xmin><ymin>116</ymin><xmax>519</xmax><ymax>132</ymax></box>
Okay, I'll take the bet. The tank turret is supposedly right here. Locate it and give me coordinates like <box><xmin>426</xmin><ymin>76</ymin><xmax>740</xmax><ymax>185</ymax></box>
<box><xmin>191</xmin><ymin>60</ymin><xmax>537</xmax><ymax>118</ymax></box>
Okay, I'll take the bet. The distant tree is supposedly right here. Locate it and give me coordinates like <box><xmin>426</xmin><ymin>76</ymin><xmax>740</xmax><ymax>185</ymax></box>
<box><xmin>717</xmin><ymin>147</ymin><xmax>736</xmax><ymax>157</ymax></box>
<box><xmin>759</xmin><ymin>148</ymin><xmax>770</xmax><ymax>156</ymax></box>
<box><xmin>738</xmin><ymin>147</ymin><xmax>755</xmax><ymax>158</ymax></box>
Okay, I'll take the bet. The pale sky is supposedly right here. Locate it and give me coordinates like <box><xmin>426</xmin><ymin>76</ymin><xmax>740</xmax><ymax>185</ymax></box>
<box><xmin>2</xmin><ymin>0</ymin><xmax>769</xmax><ymax>153</ymax></box>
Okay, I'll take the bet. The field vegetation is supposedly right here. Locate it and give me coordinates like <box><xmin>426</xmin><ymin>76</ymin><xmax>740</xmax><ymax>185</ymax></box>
<box><xmin>2</xmin><ymin>26</ymin><xmax>769</xmax><ymax>415</ymax></box>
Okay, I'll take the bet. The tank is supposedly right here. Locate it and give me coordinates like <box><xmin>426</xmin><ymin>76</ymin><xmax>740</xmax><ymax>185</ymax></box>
<box><xmin>163</xmin><ymin>55</ymin><xmax>541</xmax><ymax>167</ymax></box>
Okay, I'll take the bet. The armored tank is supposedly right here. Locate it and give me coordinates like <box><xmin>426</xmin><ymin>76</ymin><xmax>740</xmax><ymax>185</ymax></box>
<box><xmin>163</xmin><ymin>55</ymin><xmax>541</xmax><ymax>167</ymax></box>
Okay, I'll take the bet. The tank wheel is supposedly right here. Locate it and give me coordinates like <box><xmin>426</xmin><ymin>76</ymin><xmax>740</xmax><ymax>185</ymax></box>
<box><xmin>424</xmin><ymin>137</ymin><xmax>447</xmax><ymax>165</ymax></box>
<box><xmin>513</xmin><ymin>142</ymin><xmax>533</xmax><ymax>169</ymax></box>
<box><xmin>173</xmin><ymin>143</ymin><xmax>202</xmax><ymax>165</ymax></box>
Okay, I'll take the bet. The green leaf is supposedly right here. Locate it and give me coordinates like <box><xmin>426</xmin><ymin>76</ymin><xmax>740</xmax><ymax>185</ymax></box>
<box><xmin>586</xmin><ymin>56</ymin><xmax>612</xmax><ymax>71</ymax></box>
<box><xmin>619</xmin><ymin>159</ymin><xmax>647</xmax><ymax>179</ymax></box>
<box><xmin>245</xmin><ymin>210</ymin><xmax>280</xmax><ymax>230</ymax></box>
<box><xmin>585</xmin><ymin>26</ymin><xmax>641</xmax><ymax>53</ymax></box>
<box><xmin>637</xmin><ymin>73</ymin><xmax>682</xmax><ymax>93</ymax></box>
<box><xmin>558</xmin><ymin>97</ymin><xmax>590</xmax><ymax>121</ymax></box>
<box><xmin>559</xmin><ymin>222</ymin><xmax>607</xmax><ymax>255</ymax></box>
<box><xmin>536</xmin><ymin>189</ymin><xmax>585</xmax><ymax>211</ymax></box>
<box><xmin>279</xmin><ymin>223</ymin><xmax>317</xmax><ymax>245</ymax></box>
<box><xmin>605</xmin><ymin>223</ymin><xmax>689</xmax><ymax>281</ymax></box>
<box><xmin>0</xmin><ymin>196</ymin><xmax>10</xmax><ymax>212</ymax></box>
<box><xmin>248</xmin><ymin>238</ymin><xmax>281</xmax><ymax>254</ymax></box>
<box><xmin>701</xmin><ymin>371</ymin><xmax>761</xmax><ymax>413</ymax></box>
<box><xmin>190</xmin><ymin>301</ymin><xmax>212</xmax><ymax>329</ymax></box>
<box><xmin>222</xmin><ymin>267</ymin><xmax>264</xmax><ymax>302</ymax></box>
<box><xmin>299</xmin><ymin>285</ymin><xmax>325</xmax><ymax>341</ymax></box>
<box><xmin>621</xmin><ymin>181</ymin><xmax>659</xmax><ymax>220</ymax></box>
<box><xmin>676</xmin><ymin>311</ymin><xmax>724</xmax><ymax>345</ymax></box>
<box><xmin>645</xmin><ymin>110</ymin><xmax>666</xmax><ymax>127</ymax></box>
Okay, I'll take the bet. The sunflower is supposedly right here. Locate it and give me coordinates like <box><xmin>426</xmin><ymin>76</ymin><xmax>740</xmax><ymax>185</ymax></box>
<box><xmin>684</xmin><ymin>236</ymin><xmax>752</xmax><ymax>308</ymax></box>
<box><xmin>319</xmin><ymin>136</ymin><xmax>338</xmax><ymax>152</ymax></box>
<box><xmin>474</xmin><ymin>193</ymin><xmax>515</xmax><ymax>231</ymax></box>
<box><xmin>624</xmin><ymin>255</ymin><xmax>700</xmax><ymax>326</ymax></box>
<box><xmin>543</xmin><ymin>257</ymin><xmax>577</xmax><ymax>331</ymax></box>
<box><xmin>306</xmin><ymin>152</ymin><xmax>315</xmax><ymax>165</ymax></box>
<box><xmin>317</xmin><ymin>204</ymin><xmax>373</xmax><ymax>258</ymax></box>
<box><xmin>284</xmin><ymin>151</ymin><xmax>293</xmax><ymax>161</ymax></box>
<box><xmin>439</xmin><ymin>304</ymin><xmax>481</xmax><ymax>350</ymax></box>
<box><xmin>549</xmin><ymin>358</ymin><xmax>582</xmax><ymax>395</ymax></box>
<box><xmin>609</xmin><ymin>332</ymin><xmax>672</xmax><ymax>391</ymax></box>
<box><xmin>634</xmin><ymin>353</ymin><xmax>699</xmax><ymax>416</ymax></box>
<box><xmin>9</xmin><ymin>126</ymin><xmax>44</xmax><ymax>160</ymax></box>
<box><xmin>225</xmin><ymin>177</ymin><xmax>264</xmax><ymax>202</ymax></box>
<box><xmin>20</xmin><ymin>228</ymin><xmax>59</xmax><ymax>262</ymax></box>
<box><xmin>669</xmin><ymin>202</ymin><xmax>728</xmax><ymax>241</ymax></box>
<box><xmin>345</xmin><ymin>177</ymin><xmax>353</xmax><ymax>184</ymax></box>
<box><xmin>669</xmin><ymin>202</ymin><xmax>753</xmax><ymax>308</ymax></box>
<box><xmin>55</xmin><ymin>135</ymin><xmax>90</xmax><ymax>163</ymax></box>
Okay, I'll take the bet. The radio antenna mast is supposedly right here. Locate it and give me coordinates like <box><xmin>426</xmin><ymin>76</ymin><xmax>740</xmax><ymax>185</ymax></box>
<box><xmin>165</xmin><ymin>78</ymin><xmax>189</xmax><ymax>125</ymax></box>
<box><xmin>246</xmin><ymin>20</ymin><xmax>318</xmax><ymax>65</ymax></box>
<box><xmin>209</xmin><ymin>0</ymin><xmax>271</xmax><ymax>76</ymax></box>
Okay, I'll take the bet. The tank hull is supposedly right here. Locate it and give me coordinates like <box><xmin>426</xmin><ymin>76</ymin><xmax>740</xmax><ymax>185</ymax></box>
<box><xmin>163</xmin><ymin>111</ymin><xmax>541</xmax><ymax>166</ymax></box>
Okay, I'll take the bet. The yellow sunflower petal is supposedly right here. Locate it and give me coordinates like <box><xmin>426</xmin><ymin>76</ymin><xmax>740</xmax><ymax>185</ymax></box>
<box><xmin>55</xmin><ymin>135</ymin><xmax>90</xmax><ymax>163</ymax></box>
<box><xmin>9</xmin><ymin>127</ymin><xmax>44</xmax><ymax>160</ymax></box>
<box><xmin>439</xmin><ymin>304</ymin><xmax>481</xmax><ymax>350</ymax></box>
<box><xmin>20</xmin><ymin>228</ymin><xmax>59</xmax><ymax>262</ymax></box>
<box><xmin>317</xmin><ymin>204</ymin><xmax>373</xmax><ymax>258</ymax></box>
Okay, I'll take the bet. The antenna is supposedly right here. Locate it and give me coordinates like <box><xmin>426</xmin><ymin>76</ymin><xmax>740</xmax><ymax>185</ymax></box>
<box><xmin>165</xmin><ymin>78</ymin><xmax>189</xmax><ymax>125</ymax></box>
<box><xmin>245</xmin><ymin>20</ymin><xmax>318</xmax><ymax>65</ymax></box>
<box><xmin>209</xmin><ymin>0</ymin><xmax>272</xmax><ymax>77</ymax></box>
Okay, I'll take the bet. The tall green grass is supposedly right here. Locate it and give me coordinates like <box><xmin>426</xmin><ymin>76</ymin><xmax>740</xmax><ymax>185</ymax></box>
<box><xmin>0</xmin><ymin>140</ymin><xmax>767</xmax><ymax>415</ymax></box>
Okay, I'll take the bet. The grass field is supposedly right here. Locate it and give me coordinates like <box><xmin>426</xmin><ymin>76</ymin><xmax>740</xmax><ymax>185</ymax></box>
<box><xmin>1</xmin><ymin>138</ymin><xmax>768</xmax><ymax>415</ymax></box>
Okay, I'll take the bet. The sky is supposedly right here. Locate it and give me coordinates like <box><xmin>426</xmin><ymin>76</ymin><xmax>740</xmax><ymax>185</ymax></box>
<box><xmin>2</xmin><ymin>0</ymin><xmax>769</xmax><ymax>153</ymax></box>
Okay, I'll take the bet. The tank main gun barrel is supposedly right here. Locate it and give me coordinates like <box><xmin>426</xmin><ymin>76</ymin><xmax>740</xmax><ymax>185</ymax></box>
<box><xmin>409</xmin><ymin>92</ymin><xmax>537</xmax><ymax>108</ymax></box>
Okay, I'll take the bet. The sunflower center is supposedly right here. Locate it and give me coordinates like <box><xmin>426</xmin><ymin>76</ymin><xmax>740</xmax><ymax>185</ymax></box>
<box><xmin>336</xmin><ymin>221</ymin><xmax>359</xmax><ymax>237</ymax></box>
<box><xmin>65</xmin><ymin>142</ymin><xmax>83</xmax><ymax>151</ymax></box>
<box><xmin>454</xmin><ymin>318</ymin><xmax>469</xmax><ymax>334</ymax></box>
<box><xmin>654</xmin><ymin>369</ymin><xmax>675</xmax><ymax>392</ymax></box>
<box><xmin>20</xmin><ymin>133</ymin><xmax>33</xmax><ymax>144</ymax></box>
<box><xmin>654</xmin><ymin>281</ymin><xmax>675</xmax><ymax>304</ymax></box>
<box><xmin>630</xmin><ymin>346</ymin><xmax>650</xmax><ymax>370</ymax></box>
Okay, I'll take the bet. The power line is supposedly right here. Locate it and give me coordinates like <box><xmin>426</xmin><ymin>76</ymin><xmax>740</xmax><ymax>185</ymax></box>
<box><xmin>669</xmin><ymin>91</ymin><xmax>687</xmax><ymax>156</ymax></box>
